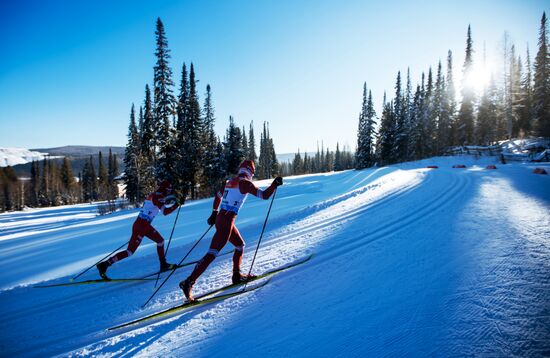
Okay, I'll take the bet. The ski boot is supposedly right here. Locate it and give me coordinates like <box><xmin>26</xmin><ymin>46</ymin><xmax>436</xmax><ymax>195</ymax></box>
<box><xmin>96</xmin><ymin>261</ymin><xmax>111</xmax><ymax>280</ymax></box>
<box><xmin>232</xmin><ymin>271</ymin><xmax>257</xmax><ymax>285</ymax></box>
<box><xmin>179</xmin><ymin>278</ymin><xmax>195</xmax><ymax>302</ymax></box>
<box><xmin>160</xmin><ymin>260</ymin><xmax>176</xmax><ymax>272</ymax></box>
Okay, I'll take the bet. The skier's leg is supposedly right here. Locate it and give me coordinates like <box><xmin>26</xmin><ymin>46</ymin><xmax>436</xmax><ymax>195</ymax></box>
<box><xmin>228</xmin><ymin>226</ymin><xmax>245</xmax><ymax>273</ymax></box>
<box><xmin>97</xmin><ymin>220</ymin><xmax>142</xmax><ymax>278</ymax></box>
<box><xmin>144</xmin><ymin>225</ymin><xmax>166</xmax><ymax>262</ymax></box>
<box><xmin>188</xmin><ymin>216</ymin><xmax>233</xmax><ymax>282</ymax></box>
<box><xmin>109</xmin><ymin>221</ymin><xmax>143</xmax><ymax>264</ymax></box>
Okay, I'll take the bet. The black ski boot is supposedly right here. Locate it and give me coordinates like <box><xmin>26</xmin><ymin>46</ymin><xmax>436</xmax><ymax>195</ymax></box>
<box><xmin>160</xmin><ymin>260</ymin><xmax>176</xmax><ymax>272</ymax></box>
<box><xmin>179</xmin><ymin>278</ymin><xmax>195</xmax><ymax>302</ymax></box>
<box><xmin>96</xmin><ymin>261</ymin><xmax>111</xmax><ymax>280</ymax></box>
<box><xmin>232</xmin><ymin>271</ymin><xmax>256</xmax><ymax>285</ymax></box>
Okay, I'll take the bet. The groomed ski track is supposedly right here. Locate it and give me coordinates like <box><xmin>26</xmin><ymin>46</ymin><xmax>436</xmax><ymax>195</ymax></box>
<box><xmin>0</xmin><ymin>156</ymin><xmax>548</xmax><ymax>357</ymax></box>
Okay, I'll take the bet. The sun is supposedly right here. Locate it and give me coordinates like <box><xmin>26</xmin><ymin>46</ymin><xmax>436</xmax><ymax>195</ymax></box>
<box><xmin>464</xmin><ymin>62</ymin><xmax>493</xmax><ymax>93</ymax></box>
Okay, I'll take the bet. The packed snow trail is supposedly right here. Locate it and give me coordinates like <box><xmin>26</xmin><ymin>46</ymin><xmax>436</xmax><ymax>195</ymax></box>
<box><xmin>0</xmin><ymin>157</ymin><xmax>548</xmax><ymax>357</ymax></box>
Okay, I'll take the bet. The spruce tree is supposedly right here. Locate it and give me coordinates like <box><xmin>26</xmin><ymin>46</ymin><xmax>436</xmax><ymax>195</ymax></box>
<box><xmin>377</xmin><ymin>101</ymin><xmax>397</xmax><ymax>164</ymax></box>
<box><xmin>393</xmin><ymin>71</ymin><xmax>408</xmax><ymax>161</ymax></box>
<box><xmin>241</xmin><ymin>126</ymin><xmax>249</xmax><ymax>158</ymax></box>
<box><xmin>509</xmin><ymin>46</ymin><xmax>522</xmax><ymax>137</ymax></box>
<box><xmin>179</xmin><ymin>63</ymin><xmax>203</xmax><ymax>199</ymax></box>
<box><xmin>534</xmin><ymin>12</ymin><xmax>550</xmax><ymax>137</ymax></box>
<box><xmin>82</xmin><ymin>156</ymin><xmax>97</xmax><ymax>202</ymax></box>
<box><xmin>108</xmin><ymin>149</ymin><xmax>119</xmax><ymax>200</ymax></box>
<box><xmin>292</xmin><ymin>150</ymin><xmax>304</xmax><ymax>175</ymax></box>
<box><xmin>223</xmin><ymin>116</ymin><xmax>245</xmax><ymax>175</ymax></box>
<box><xmin>457</xmin><ymin>25</ymin><xmax>476</xmax><ymax>145</ymax></box>
<box><xmin>60</xmin><ymin>157</ymin><xmax>76</xmax><ymax>204</ymax></box>
<box><xmin>248</xmin><ymin>121</ymin><xmax>257</xmax><ymax>162</ymax></box>
<box><xmin>446</xmin><ymin>50</ymin><xmax>457</xmax><ymax>146</ymax></box>
<box><xmin>517</xmin><ymin>45</ymin><xmax>534</xmax><ymax>135</ymax></box>
<box><xmin>140</xmin><ymin>84</ymin><xmax>156</xmax><ymax>194</ymax></box>
<box><xmin>154</xmin><ymin>18</ymin><xmax>177</xmax><ymax>183</ymax></box>
<box><xmin>435</xmin><ymin>61</ymin><xmax>451</xmax><ymax>154</ymax></box>
<box><xmin>29</xmin><ymin>160</ymin><xmax>39</xmax><ymax>206</ymax></box>
<box><xmin>476</xmin><ymin>75</ymin><xmax>499</xmax><ymax>145</ymax></box>
<box><xmin>97</xmin><ymin>151</ymin><xmax>109</xmax><ymax>200</ymax></box>
<box><xmin>124</xmin><ymin>104</ymin><xmax>142</xmax><ymax>204</ymax></box>
<box><xmin>356</xmin><ymin>83</ymin><xmax>376</xmax><ymax>168</ymax></box>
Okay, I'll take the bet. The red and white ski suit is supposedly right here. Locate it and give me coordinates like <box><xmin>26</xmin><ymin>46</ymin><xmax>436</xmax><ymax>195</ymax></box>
<box><xmin>187</xmin><ymin>175</ymin><xmax>277</xmax><ymax>282</ymax></box>
<box><xmin>107</xmin><ymin>191</ymin><xmax>178</xmax><ymax>265</ymax></box>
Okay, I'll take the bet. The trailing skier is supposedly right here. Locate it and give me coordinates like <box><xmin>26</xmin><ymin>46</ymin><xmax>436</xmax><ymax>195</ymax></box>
<box><xmin>96</xmin><ymin>180</ymin><xmax>180</xmax><ymax>279</ymax></box>
<box><xmin>179</xmin><ymin>160</ymin><xmax>282</xmax><ymax>302</ymax></box>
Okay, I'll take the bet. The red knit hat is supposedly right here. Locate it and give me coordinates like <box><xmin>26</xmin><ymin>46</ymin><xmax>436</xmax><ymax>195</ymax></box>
<box><xmin>238</xmin><ymin>160</ymin><xmax>255</xmax><ymax>177</ymax></box>
<box><xmin>158</xmin><ymin>180</ymin><xmax>172</xmax><ymax>193</ymax></box>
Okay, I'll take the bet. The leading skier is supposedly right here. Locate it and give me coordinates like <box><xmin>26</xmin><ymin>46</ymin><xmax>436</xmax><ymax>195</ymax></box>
<box><xmin>96</xmin><ymin>180</ymin><xmax>180</xmax><ymax>279</ymax></box>
<box><xmin>180</xmin><ymin>160</ymin><xmax>282</xmax><ymax>302</ymax></box>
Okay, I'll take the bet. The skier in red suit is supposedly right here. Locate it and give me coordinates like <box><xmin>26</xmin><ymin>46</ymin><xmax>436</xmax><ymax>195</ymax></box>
<box><xmin>96</xmin><ymin>180</ymin><xmax>179</xmax><ymax>279</ymax></box>
<box><xmin>180</xmin><ymin>160</ymin><xmax>283</xmax><ymax>302</ymax></box>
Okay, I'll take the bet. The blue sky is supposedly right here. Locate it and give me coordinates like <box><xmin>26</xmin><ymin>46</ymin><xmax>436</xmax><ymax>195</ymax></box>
<box><xmin>0</xmin><ymin>0</ymin><xmax>548</xmax><ymax>153</ymax></box>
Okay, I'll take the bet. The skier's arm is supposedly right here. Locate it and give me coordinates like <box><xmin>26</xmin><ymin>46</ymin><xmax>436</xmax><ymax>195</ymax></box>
<box><xmin>240</xmin><ymin>177</ymin><xmax>283</xmax><ymax>200</ymax></box>
<box><xmin>207</xmin><ymin>183</ymin><xmax>225</xmax><ymax>225</ymax></box>
<box><xmin>212</xmin><ymin>183</ymin><xmax>225</xmax><ymax>211</ymax></box>
<box><xmin>152</xmin><ymin>194</ymin><xmax>178</xmax><ymax>215</ymax></box>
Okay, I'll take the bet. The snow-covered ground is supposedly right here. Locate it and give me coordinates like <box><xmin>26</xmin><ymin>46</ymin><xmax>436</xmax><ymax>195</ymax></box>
<box><xmin>1</xmin><ymin>156</ymin><xmax>549</xmax><ymax>357</ymax></box>
<box><xmin>0</xmin><ymin>147</ymin><xmax>51</xmax><ymax>167</ymax></box>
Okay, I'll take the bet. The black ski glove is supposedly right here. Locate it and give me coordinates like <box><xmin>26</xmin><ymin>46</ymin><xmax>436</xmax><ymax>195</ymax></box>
<box><xmin>207</xmin><ymin>210</ymin><xmax>218</xmax><ymax>226</ymax></box>
<box><xmin>273</xmin><ymin>176</ymin><xmax>283</xmax><ymax>187</ymax></box>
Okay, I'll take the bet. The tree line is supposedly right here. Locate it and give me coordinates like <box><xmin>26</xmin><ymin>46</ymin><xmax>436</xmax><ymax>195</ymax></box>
<box><xmin>0</xmin><ymin>150</ymin><xmax>119</xmax><ymax>212</ymax></box>
<box><xmin>356</xmin><ymin>12</ymin><xmax>550</xmax><ymax>167</ymax></box>
<box><xmin>123</xmin><ymin>18</ymin><xmax>280</xmax><ymax>205</ymax></box>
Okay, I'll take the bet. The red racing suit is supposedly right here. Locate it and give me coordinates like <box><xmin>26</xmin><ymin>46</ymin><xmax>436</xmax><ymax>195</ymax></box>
<box><xmin>107</xmin><ymin>191</ymin><xmax>178</xmax><ymax>265</ymax></box>
<box><xmin>187</xmin><ymin>175</ymin><xmax>277</xmax><ymax>281</ymax></box>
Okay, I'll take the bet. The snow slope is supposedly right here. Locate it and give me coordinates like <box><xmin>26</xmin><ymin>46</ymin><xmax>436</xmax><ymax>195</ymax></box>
<box><xmin>0</xmin><ymin>156</ymin><xmax>549</xmax><ymax>357</ymax></box>
<box><xmin>0</xmin><ymin>147</ymin><xmax>50</xmax><ymax>167</ymax></box>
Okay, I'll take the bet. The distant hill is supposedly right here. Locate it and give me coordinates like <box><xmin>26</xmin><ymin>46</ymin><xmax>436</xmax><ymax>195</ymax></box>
<box><xmin>31</xmin><ymin>145</ymin><xmax>126</xmax><ymax>157</ymax></box>
<box><xmin>7</xmin><ymin>145</ymin><xmax>308</xmax><ymax>178</ymax></box>
<box><xmin>8</xmin><ymin>146</ymin><xmax>125</xmax><ymax>178</ymax></box>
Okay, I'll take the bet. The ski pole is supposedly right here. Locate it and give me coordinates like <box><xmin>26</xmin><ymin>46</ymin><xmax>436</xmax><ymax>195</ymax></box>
<box><xmin>154</xmin><ymin>205</ymin><xmax>182</xmax><ymax>287</ymax></box>
<box><xmin>243</xmin><ymin>189</ymin><xmax>277</xmax><ymax>291</ymax></box>
<box><xmin>71</xmin><ymin>240</ymin><xmax>129</xmax><ymax>281</ymax></box>
<box><xmin>142</xmin><ymin>224</ymin><xmax>213</xmax><ymax>308</ymax></box>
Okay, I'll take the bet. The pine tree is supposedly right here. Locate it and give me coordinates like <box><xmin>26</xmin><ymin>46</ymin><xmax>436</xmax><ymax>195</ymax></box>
<box><xmin>201</xmin><ymin>84</ymin><xmax>224</xmax><ymax>195</ymax></box>
<box><xmin>292</xmin><ymin>149</ymin><xmax>304</xmax><ymax>175</ymax></box>
<box><xmin>457</xmin><ymin>25</ymin><xmax>476</xmax><ymax>145</ymax></box>
<box><xmin>434</xmin><ymin>61</ymin><xmax>450</xmax><ymax>154</ymax></box>
<box><xmin>476</xmin><ymin>76</ymin><xmax>499</xmax><ymax>145</ymax></box>
<box><xmin>534</xmin><ymin>12</ymin><xmax>550</xmax><ymax>137</ymax></box>
<box><xmin>140</xmin><ymin>84</ymin><xmax>156</xmax><ymax>195</ymax></box>
<box><xmin>409</xmin><ymin>84</ymin><xmax>423</xmax><ymax>160</ymax></box>
<box><xmin>179</xmin><ymin>63</ymin><xmax>203</xmax><ymax>199</ymax></box>
<box><xmin>241</xmin><ymin>126</ymin><xmax>249</xmax><ymax>158</ymax></box>
<box><xmin>509</xmin><ymin>46</ymin><xmax>523</xmax><ymax>137</ymax></box>
<box><xmin>422</xmin><ymin>67</ymin><xmax>437</xmax><ymax>156</ymax></box>
<box><xmin>248</xmin><ymin>121</ymin><xmax>257</xmax><ymax>162</ymax></box>
<box><xmin>223</xmin><ymin>116</ymin><xmax>245</xmax><ymax>175</ymax></box>
<box><xmin>403</xmin><ymin>68</ymin><xmax>413</xmax><ymax>160</ymax></box>
<box><xmin>60</xmin><ymin>157</ymin><xmax>76</xmax><ymax>204</ymax></box>
<box><xmin>517</xmin><ymin>45</ymin><xmax>534</xmax><ymax>136</ymax></box>
<box><xmin>446</xmin><ymin>50</ymin><xmax>457</xmax><ymax>146</ymax></box>
<box><xmin>29</xmin><ymin>160</ymin><xmax>39</xmax><ymax>206</ymax></box>
<box><xmin>257</xmin><ymin>122</ymin><xmax>278</xmax><ymax>178</ymax></box>
<box><xmin>393</xmin><ymin>71</ymin><xmax>408</xmax><ymax>161</ymax></box>
<box><xmin>356</xmin><ymin>83</ymin><xmax>376</xmax><ymax>168</ymax></box>
<box><xmin>124</xmin><ymin>104</ymin><xmax>142</xmax><ymax>204</ymax></box>
<box><xmin>82</xmin><ymin>156</ymin><xmax>97</xmax><ymax>202</ymax></box>
<box><xmin>108</xmin><ymin>149</ymin><xmax>119</xmax><ymax>200</ymax></box>
<box><xmin>154</xmin><ymin>18</ymin><xmax>177</xmax><ymax>183</ymax></box>
<box><xmin>97</xmin><ymin>151</ymin><xmax>109</xmax><ymax>200</ymax></box>
<box><xmin>39</xmin><ymin>157</ymin><xmax>50</xmax><ymax>206</ymax></box>
<box><xmin>377</xmin><ymin>101</ymin><xmax>397</xmax><ymax>164</ymax></box>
